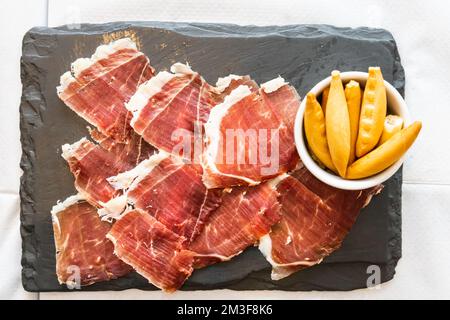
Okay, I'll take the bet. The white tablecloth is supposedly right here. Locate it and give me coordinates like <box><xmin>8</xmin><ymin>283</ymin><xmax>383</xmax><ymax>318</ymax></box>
<box><xmin>1</xmin><ymin>0</ymin><xmax>449</xmax><ymax>299</ymax></box>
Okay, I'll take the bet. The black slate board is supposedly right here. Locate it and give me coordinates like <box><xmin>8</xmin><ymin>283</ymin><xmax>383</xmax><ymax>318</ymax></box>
<box><xmin>20</xmin><ymin>22</ymin><xmax>404</xmax><ymax>292</ymax></box>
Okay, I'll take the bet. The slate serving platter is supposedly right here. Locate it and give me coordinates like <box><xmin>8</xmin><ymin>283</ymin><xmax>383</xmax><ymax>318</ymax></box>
<box><xmin>20</xmin><ymin>22</ymin><xmax>404</xmax><ymax>292</ymax></box>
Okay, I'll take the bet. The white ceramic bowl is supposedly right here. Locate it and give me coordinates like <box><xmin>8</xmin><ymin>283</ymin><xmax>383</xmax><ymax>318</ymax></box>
<box><xmin>294</xmin><ymin>71</ymin><xmax>411</xmax><ymax>190</ymax></box>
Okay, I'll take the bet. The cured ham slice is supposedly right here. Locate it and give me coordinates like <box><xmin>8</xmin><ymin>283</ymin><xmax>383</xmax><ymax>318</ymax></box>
<box><xmin>62</xmin><ymin>136</ymin><xmax>153</xmax><ymax>206</ymax></box>
<box><xmin>202</xmin><ymin>77</ymin><xmax>300</xmax><ymax>188</ymax></box>
<box><xmin>259</xmin><ymin>166</ymin><xmax>383</xmax><ymax>280</ymax></box>
<box><xmin>291</xmin><ymin>166</ymin><xmax>382</xmax><ymax>214</ymax></box>
<box><xmin>57</xmin><ymin>38</ymin><xmax>154</xmax><ymax>142</ymax></box>
<box><xmin>189</xmin><ymin>182</ymin><xmax>281</xmax><ymax>268</ymax></box>
<box><xmin>102</xmin><ymin>151</ymin><xmax>222</xmax><ymax>243</ymax></box>
<box><xmin>107</xmin><ymin>209</ymin><xmax>195</xmax><ymax>292</ymax></box>
<box><xmin>127</xmin><ymin>63</ymin><xmax>257</xmax><ymax>162</ymax></box>
<box><xmin>89</xmin><ymin>128</ymin><xmax>154</xmax><ymax>168</ymax></box>
<box><xmin>51</xmin><ymin>195</ymin><xmax>132</xmax><ymax>287</ymax></box>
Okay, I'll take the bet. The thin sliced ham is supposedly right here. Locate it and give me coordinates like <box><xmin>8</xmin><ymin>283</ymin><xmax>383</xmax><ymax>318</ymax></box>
<box><xmin>62</xmin><ymin>136</ymin><xmax>153</xmax><ymax>206</ymax></box>
<box><xmin>89</xmin><ymin>128</ymin><xmax>154</xmax><ymax>168</ymax></box>
<box><xmin>51</xmin><ymin>195</ymin><xmax>132</xmax><ymax>287</ymax></box>
<box><xmin>102</xmin><ymin>151</ymin><xmax>222</xmax><ymax>243</ymax></box>
<box><xmin>202</xmin><ymin>77</ymin><xmax>300</xmax><ymax>188</ymax></box>
<box><xmin>291</xmin><ymin>166</ymin><xmax>383</xmax><ymax>213</ymax></box>
<box><xmin>189</xmin><ymin>182</ymin><xmax>281</xmax><ymax>268</ymax></box>
<box><xmin>107</xmin><ymin>209</ymin><xmax>195</xmax><ymax>292</ymax></box>
<box><xmin>259</xmin><ymin>166</ymin><xmax>383</xmax><ymax>280</ymax></box>
<box><xmin>127</xmin><ymin>63</ymin><xmax>258</xmax><ymax>162</ymax></box>
<box><xmin>57</xmin><ymin>38</ymin><xmax>154</xmax><ymax>142</ymax></box>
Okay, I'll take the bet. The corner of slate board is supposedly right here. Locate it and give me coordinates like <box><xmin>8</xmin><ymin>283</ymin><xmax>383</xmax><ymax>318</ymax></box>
<box><xmin>19</xmin><ymin>22</ymin><xmax>404</xmax><ymax>292</ymax></box>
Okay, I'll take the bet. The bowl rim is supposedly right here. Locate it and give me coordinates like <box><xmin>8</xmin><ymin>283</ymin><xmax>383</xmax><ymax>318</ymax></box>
<box><xmin>294</xmin><ymin>71</ymin><xmax>411</xmax><ymax>190</ymax></box>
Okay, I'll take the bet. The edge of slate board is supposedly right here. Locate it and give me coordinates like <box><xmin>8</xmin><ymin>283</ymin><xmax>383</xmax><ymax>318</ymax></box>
<box><xmin>20</xmin><ymin>21</ymin><xmax>404</xmax><ymax>292</ymax></box>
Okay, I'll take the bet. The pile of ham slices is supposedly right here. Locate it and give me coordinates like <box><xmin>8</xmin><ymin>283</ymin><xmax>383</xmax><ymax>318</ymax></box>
<box><xmin>51</xmin><ymin>38</ymin><xmax>382</xmax><ymax>292</ymax></box>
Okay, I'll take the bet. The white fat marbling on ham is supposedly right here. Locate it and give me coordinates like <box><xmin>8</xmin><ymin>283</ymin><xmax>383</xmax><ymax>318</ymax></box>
<box><xmin>261</xmin><ymin>76</ymin><xmax>287</xmax><ymax>93</ymax></box>
<box><xmin>71</xmin><ymin>38</ymin><xmax>137</xmax><ymax>77</ymax></box>
<box><xmin>106</xmin><ymin>151</ymin><xmax>171</xmax><ymax>190</ymax></box>
<box><xmin>98</xmin><ymin>195</ymin><xmax>128</xmax><ymax>221</ymax></box>
<box><xmin>215</xmin><ymin>74</ymin><xmax>243</xmax><ymax>93</ymax></box>
<box><xmin>170</xmin><ymin>62</ymin><xmax>195</xmax><ymax>75</ymax></box>
<box><xmin>51</xmin><ymin>193</ymin><xmax>84</xmax><ymax>215</ymax></box>
<box><xmin>126</xmin><ymin>71</ymin><xmax>176</xmax><ymax>121</ymax></box>
<box><xmin>61</xmin><ymin>137</ymin><xmax>89</xmax><ymax>160</ymax></box>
